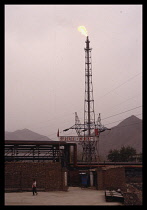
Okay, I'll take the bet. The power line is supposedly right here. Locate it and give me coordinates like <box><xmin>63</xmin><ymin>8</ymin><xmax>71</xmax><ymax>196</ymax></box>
<box><xmin>106</xmin><ymin>93</ymin><xmax>141</xmax><ymax>111</ymax></box>
<box><xmin>100</xmin><ymin>121</ymin><xmax>142</xmax><ymax>137</ymax></box>
<box><xmin>104</xmin><ymin>113</ymin><xmax>142</xmax><ymax>126</ymax></box>
<box><xmin>102</xmin><ymin>105</ymin><xmax>142</xmax><ymax>121</ymax></box>
<box><xmin>98</xmin><ymin>72</ymin><xmax>141</xmax><ymax>101</ymax></box>
<box><xmin>111</xmin><ymin>121</ymin><xmax>142</xmax><ymax>129</ymax></box>
<box><xmin>50</xmin><ymin>121</ymin><xmax>142</xmax><ymax>140</ymax></box>
<box><xmin>48</xmin><ymin>113</ymin><xmax>142</xmax><ymax>139</ymax></box>
<box><xmin>19</xmin><ymin>71</ymin><xmax>141</xmax><ymax>132</ymax></box>
<box><xmin>28</xmin><ymin>105</ymin><xmax>142</xmax><ymax>139</ymax></box>
<box><xmin>35</xmin><ymin>107</ymin><xmax>142</xmax><ymax>138</ymax></box>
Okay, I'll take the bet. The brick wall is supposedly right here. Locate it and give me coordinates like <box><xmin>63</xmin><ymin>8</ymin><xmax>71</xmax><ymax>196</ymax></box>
<box><xmin>97</xmin><ymin>166</ymin><xmax>126</xmax><ymax>191</ymax></box>
<box><xmin>5</xmin><ymin>162</ymin><xmax>68</xmax><ymax>191</ymax></box>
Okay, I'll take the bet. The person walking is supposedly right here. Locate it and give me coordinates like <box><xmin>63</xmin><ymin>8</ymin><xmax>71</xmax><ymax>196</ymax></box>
<box><xmin>32</xmin><ymin>179</ymin><xmax>38</xmax><ymax>195</ymax></box>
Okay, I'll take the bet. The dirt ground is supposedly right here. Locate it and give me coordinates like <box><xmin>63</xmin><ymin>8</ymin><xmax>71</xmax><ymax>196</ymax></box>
<box><xmin>5</xmin><ymin>187</ymin><xmax>123</xmax><ymax>206</ymax></box>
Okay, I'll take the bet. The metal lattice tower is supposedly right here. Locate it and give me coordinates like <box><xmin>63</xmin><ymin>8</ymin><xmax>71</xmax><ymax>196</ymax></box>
<box><xmin>62</xmin><ymin>36</ymin><xmax>110</xmax><ymax>163</ymax></box>
<box><xmin>75</xmin><ymin>112</ymin><xmax>83</xmax><ymax>136</ymax></box>
<box><xmin>84</xmin><ymin>36</ymin><xmax>95</xmax><ymax>136</ymax></box>
<box><xmin>82</xmin><ymin>36</ymin><xmax>97</xmax><ymax>162</ymax></box>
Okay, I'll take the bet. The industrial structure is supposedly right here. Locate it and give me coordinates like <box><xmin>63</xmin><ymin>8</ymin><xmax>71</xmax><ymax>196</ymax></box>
<box><xmin>5</xmin><ymin>140</ymin><xmax>77</xmax><ymax>167</ymax></box>
<box><xmin>60</xmin><ymin>36</ymin><xmax>110</xmax><ymax>162</ymax></box>
<box><xmin>5</xmin><ymin>140</ymin><xmax>142</xmax><ymax>192</ymax></box>
<box><xmin>4</xmin><ymin>33</ymin><xmax>142</xmax><ymax>197</ymax></box>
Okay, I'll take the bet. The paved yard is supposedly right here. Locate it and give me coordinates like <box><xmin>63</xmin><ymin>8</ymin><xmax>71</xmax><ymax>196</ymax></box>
<box><xmin>5</xmin><ymin>187</ymin><xmax>123</xmax><ymax>206</ymax></box>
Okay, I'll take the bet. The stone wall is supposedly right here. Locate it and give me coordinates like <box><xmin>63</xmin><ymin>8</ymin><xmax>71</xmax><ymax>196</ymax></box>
<box><xmin>5</xmin><ymin>162</ymin><xmax>68</xmax><ymax>191</ymax></box>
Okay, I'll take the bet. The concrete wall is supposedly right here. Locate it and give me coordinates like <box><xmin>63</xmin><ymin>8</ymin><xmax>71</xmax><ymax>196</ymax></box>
<box><xmin>97</xmin><ymin>166</ymin><xmax>126</xmax><ymax>191</ymax></box>
<box><xmin>5</xmin><ymin>162</ymin><xmax>68</xmax><ymax>191</ymax></box>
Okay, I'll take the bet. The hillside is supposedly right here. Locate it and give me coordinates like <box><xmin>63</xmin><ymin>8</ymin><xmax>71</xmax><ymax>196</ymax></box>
<box><xmin>98</xmin><ymin>115</ymin><xmax>142</xmax><ymax>159</ymax></box>
<box><xmin>5</xmin><ymin>128</ymin><xmax>51</xmax><ymax>141</ymax></box>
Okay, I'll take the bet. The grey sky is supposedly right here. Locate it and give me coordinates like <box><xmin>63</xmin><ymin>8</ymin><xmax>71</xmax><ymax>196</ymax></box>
<box><xmin>5</xmin><ymin>5</ymin><xmax>142</xmax><ymax>140</ymax></box>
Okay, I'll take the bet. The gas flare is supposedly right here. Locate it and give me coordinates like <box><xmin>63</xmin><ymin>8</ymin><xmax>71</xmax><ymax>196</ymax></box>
<box><xmin>78</xmin><ymin>26</ymin><xmax>88</xmax><ymax>36</ymax></box>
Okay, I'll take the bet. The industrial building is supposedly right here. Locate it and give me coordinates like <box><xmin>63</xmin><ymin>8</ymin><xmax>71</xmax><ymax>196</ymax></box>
<box><xmin>5</xmin><ymin>140</ymin><xmax>142</xmax><ymax>192</ymax></box>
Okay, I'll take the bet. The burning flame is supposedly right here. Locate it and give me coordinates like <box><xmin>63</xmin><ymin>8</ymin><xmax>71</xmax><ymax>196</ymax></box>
<box><xmin>78</xmin><ymin>26</ymin><xmax>88</xmax><ymax>37</ymax></box>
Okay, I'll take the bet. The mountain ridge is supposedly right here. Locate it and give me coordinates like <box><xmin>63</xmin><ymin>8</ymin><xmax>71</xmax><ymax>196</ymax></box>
<box><xmin>5</xmin><ymin>128</ymin><xmax>51</xmax><ymax>141</ymax></box>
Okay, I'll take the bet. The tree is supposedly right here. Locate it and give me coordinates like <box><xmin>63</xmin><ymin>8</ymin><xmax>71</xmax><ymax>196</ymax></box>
<box><xmin>119</xmin><ymin>146</ymin><xmax>136</xmax><ymax>162</ymax></box>
<box><xmin>107</xmin><ymin>146</ymin><xmax>137</xmax><ymax>162</ymax></box>
<box><xmin>107</xmin><ymin>149</ymin><xmax>120</xmax><ymax>162</ymax></box>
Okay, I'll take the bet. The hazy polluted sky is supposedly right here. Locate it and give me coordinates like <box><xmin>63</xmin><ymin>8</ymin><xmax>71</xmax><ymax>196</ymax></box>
<box><xmin>5</xmin><ymin>5</ymin><xmax>142</xmax><ymax>140</ymax></box>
